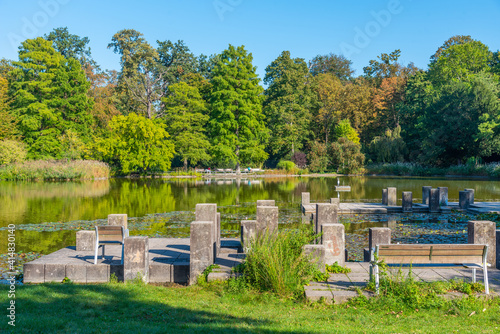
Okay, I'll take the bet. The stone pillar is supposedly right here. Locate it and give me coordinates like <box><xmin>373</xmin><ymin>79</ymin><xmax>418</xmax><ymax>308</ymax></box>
<box><xmin>459</xmin><ymin>191</ymin><xmax>470</xmax><ymax>209</ymax></box>
<box><xmin>382</xmin><ymin>189</ymin><xmax>388</xmax><ymax>205</ymax></box>
<box><xmin>315</xmin><ymin>203</ymin><xmax>338</xmax><ymax>235</ymax></box>
<box><xmin>124</xmin><ymin>236</ymin><xmax>149</xmax><ymax>283</ymax></box>
<box><xmin>76</xmin><ymin>230</ymin><xmax>95</xmax><ymax>251</ymax></box>
<box><xmin>429</xmin><ymin>189</ymin><xmax>440</xmax><ymax>213</ymax></box>
<box><xmin>108</xmin><ymin>214</ymin><xmax>128</xmax><ymax>230</ymax></box>
<box><xmin>303</xmin><ymin>245</ymin><xmax>325</xmax><ymax>272</ymax></box>
<box><xmin>387</xmin><ymin>216</ymin><xmax>397</xmax><ymax>230</ymax></box>
<box><xmin>365</xmin><ymin>227</ymin><xmax>391</xmax><ymax>262</ymax></box>
<box><xmin>497</xmin><ymin>230</ymin><xmax>500</xmax><ymax>269</ymax></box>
<box><xmin>240</xmin><ymin>220</ymin><xmax>257</xmax><ymax>252</ymax></box>
<box><xmin>322</xmin><ymin>224</ymin><xmax>345</xmax><ymax>266</ymax></box>
<box><xmin>189</xmin><ymin>221</ymin><xmax>214</xmax><ymax>285</ymax></box>
<box><xmin>387</xmin><ymin>187</ymin><xmax>397</xmax><ymax>206</ymax></box>
<box><xmin>302</xmin><ymin>192</ymin><xmax>310</xmax><ymax>206</ymax></box>
<box><xmin>257</xmin><ymin>200</ymin><xmax>275</xmax><ymax>207</ymax></box>
<box><xmin>468</xmin><ymin>221</ymin><xmax>496</xmax><ymax>266</ymax></box>
<box><xmin>402</xmin><ymin>192</ymin><xmax>412</xmax><ymax>213</ymax></box>
<box><xmin>195</xmin><ymin>203</ymin><xmax>217</xmax><ymax>262</ymax></box>
<box><xmin>437</xmin><ymin>187</ymin><xmax>448</xmax><ymax>206</ymax></box>
<box><xmin>422</xmin><ymin>186</ymin><xmax>432</xmax><ymax>205</ymax></box>
<box><xmin>256</xmin><ymin>206</ymin><xmax>279</xmax><ymax>233</ymax></box>
<box><xmin>465</xmin><ymin>188</ymin><xmax>475</xmax><ymax>204</ymax></box>
<box><xmin>330</xmin><ymin>198</ymin><xmax>340</xmax><ymax>207</ymax></box>
<box><xmin>216</xmin><ymin>212</ymin><xmax>221</xmax><ymax>256</ymax></box>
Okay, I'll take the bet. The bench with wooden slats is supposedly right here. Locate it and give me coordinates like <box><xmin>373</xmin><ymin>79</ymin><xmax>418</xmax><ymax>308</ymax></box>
<box><xmin>371</xmin><ymin>244</ymin><xmax>489</xmax><ymax>294</ymax></box>
<box><xmin>94</xmin><ymin>225</ymin><xmax>125</xmax><ymax>265</ymax></box>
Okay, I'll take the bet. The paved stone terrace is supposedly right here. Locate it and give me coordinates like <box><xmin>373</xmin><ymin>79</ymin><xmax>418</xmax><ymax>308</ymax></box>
<box><xmin>23</xmin><ymin>238</ymin><xmax>244</xmax><ymax>284</ymax></box>
<box><xmin>305</xmin><ymin>262</ymin><xmax>500</xmax><ymax>303</ymax></box>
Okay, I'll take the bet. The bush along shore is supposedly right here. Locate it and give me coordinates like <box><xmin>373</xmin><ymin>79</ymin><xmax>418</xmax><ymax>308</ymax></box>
<box><xmin>365</xmin><ymin>162</ymin><xmax>500</xmax><ymax>178</ymax></box>
<box><xmin>0</xmin><ymin>160</ymin><xmax>110</xmax><ymax>181</ymax></box>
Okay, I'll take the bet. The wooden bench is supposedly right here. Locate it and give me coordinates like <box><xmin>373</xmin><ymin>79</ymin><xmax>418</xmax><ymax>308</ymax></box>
<box><xmin>94</xmin><ymin>226</ymin><xmax>125</xmax><ymax>265</ymax></box>
<box><xmin>371</xmin><ymin>244</ymin><xmax>490</xmax><ymax>294</ymax></box>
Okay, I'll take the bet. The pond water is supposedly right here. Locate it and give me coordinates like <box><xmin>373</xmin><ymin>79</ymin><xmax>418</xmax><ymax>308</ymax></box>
<box><xmin>1</xmin><ymin>176</ymin><xmax>499</xmax><ymax>260</ymax></box>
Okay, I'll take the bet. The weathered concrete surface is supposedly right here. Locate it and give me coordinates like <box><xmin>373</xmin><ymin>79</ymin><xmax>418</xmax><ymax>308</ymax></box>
<box><xmin>216</xmin><ymin>212</ymin><xmax>221</xmax><ymax>256</ymax></box>
<box><xmin>429</xmin><ymin>189</ymin><xmax>440</xmax><ymax>213</ymax></box>
<box><xmin>459</xmin><ymin>191</ymin><xmax>470</xmax><ymax>209</ymax></box>
<box><xmin>66</xmin><ymin>264</ymin><xmax>86</xmax><ymax>283</ymax></box>
<box><xmin>387</xmin><ymin>187</ymin><xmax>397</xmax><ymax>206</ymax></box>
<box><xmin>322</xmin><ymin>224</ymin><xmax>345</xmax><ymax>266</ymax></box>
<box><xmin>304</xmin><ymin>245</ymin><xmax>325</xmax><ymax>272</ymax></box>
<box><xmin>24</xmin><ymin>263</ymin><xmax>44</xmax><ymax>283</ymax></box>
<box><xmin>76</xmin><ymin>230</ymin><xmax>95</xmax><ymax>251</ymax></box>
<box><xmin>87</xmin><ymin>264</ymin><xmax>109</xmax><ymax>283</ymax></box>
<box><xmin>189</xmin><ymin>221</ymin><xmax>213</xmax><ymax>285</ymax></box>
<box><xmin>330</xmin><ymin>198</ymin><xmax>340</xmax><ymax>206</ymax></box>
<box><xmin>365</xmin><ymin>227</ymin><xmax>391</xmax><ymax>262</ymax></box>
<box><xmin>465</xmin><ymin>189</ymin><xmax>475</xmax><ymax>204</ymax></box>
<box><xmin>315</xmin><ymin>203</ymin><xmax>338</xmax><ymax>236</ymax></box>
<box><xmin>438</xmin><ymin>187</ymin><xmax>448</xmax><ymax>206</ymax></box>
<box><xmin>124</xmin><ymin>237</ymin><xmax>149</xmax><ymax>283</ymax></box>
<box><xmin>402</xmin><ymin>191</ymin><xmax>412</xmax><ymax>213</ymax></box>
<box><xmin>468</xmin><ymin>221</ymin><xmax>496</xmax><ymax>266</ymax></box>
<box><xmin>302</xmin><ymin>192</ymin><xmax>310</xmax><ymax>205</ymax></box>
<box><xmin>422</xmin><ymin>186</ymin><xmax>432</xmax><ymax>205</ymax></box>
<box><xmin>241</xmin><ymin>220</ymin><xmax>258</xmax><ymax>251</ymax></box>
<box><xmin>257</xmin><ymin>200</ymin><xmax>275</xmax><ymax>207</ymax></box>
<box><xmin>108</xmin><ymin>214</ymin><xmax>128</xmax><ymax>229</ymax></box>
<box><xmin>497</xmin><ymin>230</ymin><xmax>500</xmax><ymax>270</ymax></box>
<box><xmin>382</xmin><ymin>189</ymin><xmax>388</xmax><ymax>205</ymax></box>
<box><xmin>195</xmin><ymin>203</ymin><xmax>218</xmax><ymax>261</ymax></box>
<box><xmin>256</xmin><ymin>206</ymin><xmax>279</xmax><ymax>233</ymax></box>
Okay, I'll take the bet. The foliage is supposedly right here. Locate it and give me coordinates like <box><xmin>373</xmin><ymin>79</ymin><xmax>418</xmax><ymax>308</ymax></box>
<box><xmin>0</xmin><ymin>160</ymin><xmax>109</xmax><ymax>180</ymax></box>
<box><xmin>309</xmin><ymin>53</ymin><xmax>354</xmax><ymax>80</ymax></box>
<box><xmin>330</xmin><ymin>137</ymin><xmax>364</xmax><ymax>174</ymax></box>
<box><xmin>44</xmin><ymin>27</ymin><xmax>92</xmax><ymax>65</ymax></box>
<box><xmin>368</xmin><ymin>126</ymin><xmax>407</xmax><ymax>163</ymax></box>
<box><xmin>197</xmin><ymin>264</ymin><xmax>221</xmax><ymax>285</ymax></box>
<box><xmin>0</xmin><ymin>76</ymin><xmax>19</xmax><ymax>140</ymax></box>
<box><xmin>90</xmin><ymin>113</ymin><xmax>174</xmax><ymax>174</ymax></box>
<box><xmin>308</xmin><ymin>141</ymin><xmax>329</xmax><ymax>173</ymax></box>
<box><xmin>209</xmin><ymin>45</ymin><xmax>268</xmax><ymax>170</ymax></box>
<box><xmin>0</xmin><ymin>139</ymin><xmax>27</xmax><ymax>165</ymax></box>
<box><xmin>325</xmin><ymin>262</ymin><xmax>351</xmax><ymax>274</ymax></box>
<box><xmin>276</xmin><ymin>160</ymin><xmax>297</xmax><ymax>172</ymax></box>
<box><xmin>334</xmin><ymin>119</ymin><xmax>360</xmax><ymax>144</ymax></box>
<box><xmin>291</xmin><ymin>151</ymin><xmax>307</xmax><ymax>169</ymax></box>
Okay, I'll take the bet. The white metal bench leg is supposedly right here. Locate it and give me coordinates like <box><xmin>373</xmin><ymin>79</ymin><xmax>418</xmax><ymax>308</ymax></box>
<box><xmin>472</xmin><ymin>268</ymin><xmax>476</xmax><ymax>283</ymax></box>
<box><xmin>94</xmin><ymin>237</ymin><xmax>99</xmax><ymax>265</ymax></box>
<box><xmin>375</xmin><ymin>264</ymin><xmax>379</xmax><ymax>295</ymax></box>
<box><xmin>484</xmin><ymin>267</ymin><xmax>489</xmax><ymax>294</ymax></box>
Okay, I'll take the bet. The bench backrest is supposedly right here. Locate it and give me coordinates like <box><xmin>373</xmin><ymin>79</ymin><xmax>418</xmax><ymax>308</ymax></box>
<box><xmin>95</xmin><ymin>225</ymin><xmax>124</xmax><ymax>243</ymax></box>
<box><xmin>375</xmin><ymin>244</ymin><xmax>487</xmax><ymax>264</ymax></box>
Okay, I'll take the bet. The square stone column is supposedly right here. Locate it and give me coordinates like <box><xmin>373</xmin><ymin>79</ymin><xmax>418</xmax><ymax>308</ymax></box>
<box><xmin>124</xmin><ymin>236</ymin><xmax>149</xmax><ymax>283</ymax></box>
<box><xmin>429</xmin><ymin>188</ymin><xmax>440</xmax><ymax>213</ymax></box>
<box><xmin>189</xmin><ymin>221</ymin><xmax>214</xmax><ymax>285</ymax></box>
<box><xmin>437</xmin><ymin>187</ymin><xmax>448</xmax><ymax>206</ymax></box>
<box><xmin>257</xmin><ymin>200</ymin><xmax>275</xmax><ymax>207</ymax></box>
<box><xmin>241</xmin><ymin>220</ymin><xmax>257</xmax><ymax>252</ymax></box>
<box><xmin>303</xmin><ymin>245</ymin><xmax>325</xmax><ymax>272</ymax></box>
<box><xmin>468</xmin><ymin>221</ymin><xmax>496</xmax><ymax>266</ymax></box>
<box><xmin>330</xmin><ymin>198</ymin><xmax>340</xmax><ymax>207</ymax></box>
<box><xmin>216</xmin><ymin>212</ymin><xmax>221</xmax><ymax>256</ymax></box>
<box><xmin>302</xmin><ymin>192</ymin><xmax>310</xmax><ymax>205</ymax></box>
<box><xmin>497</xmin><ymin>230</ymin><xmax>500</xmax><ymax>269</ymax></box>
<box><xmin>76</xmin><ymin>230</ymin><xmax>95</xmax><ymax>251</ymax></box>
<box><xmin>322</xmin><ymin>224</ymin><xmax>345</xmax><ymax>266</ymax></box>
<box><xmin>108</xmin><ymin>214</ymin><xmax>128</xmax><ymax>230</ymax></box>
<box><xmin>387</xmin><ymin>187</ymin><xmax>397</xmax><ymax>206</ymax></box>
<box><xmin>365</xmin><ymin>227</ymin><xmax>391</xmax><ymax>262</ymax></box>
<box><xmin>422</xmin><ymin>186</ymin><xmax>432</xmax><ymax>205</ymax></box>
<box><xmin>382</xmin><ymin>189</ymin><xmax>388</xmax><ymax>205</ymax></box>
<box><xmin>196</xmin><ymin>203</ymin><xmax>217</xmax><ymax>261</ymax></box>
<box><xmin>459</xmin><ymin>191</ymin><xmax>470</xmax><ymax>209</ymax></box>
<box><xmin>315</xmin><ymin>203</ymin><xmax>338</xmax><ymax>235</ymax></box>
<box><xmin>465</xmin><ymin>188</ymin><xmax>475</xmax><ymax>204</ymax></box>
<box><xmin>402</xmin><ymin>192</ymin><xmax>412</xmax><ymax>213</ymax></box>
<box><xmin>256</xmin><ymin>206</ymin><xmax>279</xmax><ymax>234</ymax></box>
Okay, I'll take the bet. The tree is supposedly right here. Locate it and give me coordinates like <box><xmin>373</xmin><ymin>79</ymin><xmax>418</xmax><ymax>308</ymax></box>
<box><xmin>0</xmin><ymin>76</ymin><xmax>18</xmax><ymax>140</ymax></box>
<box><xmin>309</xmin><ymin>53</ymin><xmax>354</xmax><ymax>80</ymax></box>
<box><xmin>368</xmin><ymin>126</ymin><xmax>407</xmax><ymax>163</ymax></box>
<box><xmin>430</xmin><ymin>35</ymin><xmax>475</xmax><ymax>64</ymax></box>
<box><xmin>44</xmin><ymin>27</ymin><xmax>92</xmax><ymax>65</ymax></box>
<box><xmin>209</xmin><ymin>45</ymin><xmax>268</xmax><ymax>171</ymax></box>
<box><xmin>334</xmin><ymin>119</ymin><xmax>360</xmax><ymax>144</ymax></box>
<box><xmin>9</xmin><ymin>37</ymin><xmax>93</xmax><ymax>159</ymax></box>
<box><xmin>90</xmin><ymin>113</ymin><xmax>175</xmax><ymax>174</ymax></box>
<box><xmin>157</xmin><ymin>40</ymin><xmax>198</xmax><ymax>85</ymax></box>
<box><xmin>162</xmin><ymin>81</ymin><xmax>211</xmax><ymax>169</ymax></box>
<box><xmin>330</xmin><ymin>137</ymin><xmax>364</xmax><ymax>174</ymax></box>
<box><xmin>263</xmin><ymin>51</ymin><xmax>314</xmax><ymax>160</ymax></box>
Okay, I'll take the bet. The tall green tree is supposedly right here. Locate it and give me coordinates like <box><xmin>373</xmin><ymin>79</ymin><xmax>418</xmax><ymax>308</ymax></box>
<box><xmin>157</xmin><ymin>40</ymin><xmax>198</xmax><ymax>85</ymax></box>
<box><xmin>44</xmin><ymin>27</ymin><xmax>92</xmax><ymax>65</ymax></box>
<box><xmin>263</xmin><ymin>51</ymin><xmax>314</xmax><ymax>160</ymax></box>
<box><xmin>209</xmin><ymin>45</ymin><xmax>268</xmax><ymax>171</ymax></box>
<box><xmin>9</xmin><ymin>37</ymin><xmax>93</xmax><ymax>159</ymax></box>
<box><xmin>308</xmin><ymin>53</ymin><xmax>354</xmax><ymax>80</ymax></box>
<box><xmin>162</xmin><ymin>81</ymin><xmax>211</xmax><ymax>169</ymax></box>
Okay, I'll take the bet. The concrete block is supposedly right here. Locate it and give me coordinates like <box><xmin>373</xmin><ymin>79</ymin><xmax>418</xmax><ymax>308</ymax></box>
<box><xmin>256</xmin><ymin>206</ymin><xmax>279</xmax><ymax>233</ymax></box>
<box><xmin>387</xmin><ymin>187</ymin><xmax>397</xmax><ymax>206</ymax></box>
<box><xmin>387</xmin><ymin>216</ymin><xmax>397</xmax><ymax>230</ymax></box>
<box><xmin>302</xmin><ymin>192</ymin><xmax>310</xmax><ymax>205</ymax></box>
<box><xmin>322</xmin><ymin>224</ymin><xmax>345</xmax><ymax>266</ymax></box>
<box><xmin>315</xmin><ymin>203</ymin><xmax>338</xmax><ymax>235</ymax></box>
<box><xmin>149</xmin><ymin>264</ymin><xmax>171</xmax><ymax>283</ymax></box>
<box><xmin>108</xmin><ymin>214</ymin><xmax>128</xmax><ymax>230</ymax></box>
<box><xmin>65</xmin><ymin>264</ymin><xmax>86</xmax><ymax>283</ymax></box>
<box><xmin>497</xmin><ymin>230</ymin><xmax>500</xmax><ymax>270</ymax></box>
<box><xmin>382</xmin><ymin>189</ymin><xmax>388</xmax><ymax>205</ymax></box>
<box><xmin>422</xmin><ymin>186</ymin><xmax>432</xmax><ymax>205</ymax></box>
<box><xmin>172</xmin><ymin>262</ymin><xmax>189</xmax><ymax>283</ymax></box>
<box><xmin>465</xmin><ymin>188</ymin><xmax>475</xmax><ymax>204</ymax></box>
<box><xmin>241</xmin><ymin>220</ymin><xmax>258</xmax><ymax>251</ymax></box>
<box><xmin>189</xmin><ymin>221</ymin><xmax>213</xmax><ymax>285</ymax></box>
<box><xmin>45</xmin><ymin>264</ymin><xmax>66</xmax><ymax>282</ymax></box>
<box><xmin>195</xmin><ymin>203</ymin><xmax>217</xmax><ymax>261</ymax></box>
<box><xmin>124</xmin><ymin>236</ymin><xmax>149</xmax><ymax>283</ymax></box>
<box><xmin>86</xmin><ymin>264</ymin><xmax>109</xmax><ymax>283</ymax></box>
<box><xmin>76</xmin><ymin>230</ymin><xmax>95</xmax><ymax>251</ymax></box>
<box><xmin>468</xmin><ymin>221</ymin><xmax>496</xmax><ymax>266</ymax></box>
<box><xmin>303</xmin><ymin>245</ymin><xmax>325</xmax><ymax>272</ymax></box>
<box><xmin>257</xmin><ymin>200</ymin><xmax>275</xmax><ymax>207</ymax></box>
<box><xmin>23</xmin><ymin>263</ymin><xmax>44</xmax><ymax>283</ymax></box>
<box><xmin>363</xmin><ymin>248</ymin><xmax>370</xmax><ymax>262</ymax></box>
<box><xmin>459</xmin><ymin>191</ymin><xmax>470</xmax><ymax>209</ymax></box>
<box><xmin>429</xmin><ymin>189</ymin><xmax>440</xmax><ymax>213</ymax></box>
<box><xmin>330</xmin><ymin>198</ymin><xmax>340</xmax><ymax>207</ymax></box>
<box><xmin>369</xmin><ymin>227</ymin><xmax>391</xmax><ymax>251</ymax></box>
<box><xmin>438</xmin><ymin>187</ymin><xmax>448</xmax><ymax>206</ymax></box>
<box><xmin>402</xmin><ymin>191</ymin><xmax>412</xmax><ymax>212</ymax></box>
<box><xmin>216</xmin><ymin>212</ymin><xmax>221</xmax><ymax>256</ymax></box>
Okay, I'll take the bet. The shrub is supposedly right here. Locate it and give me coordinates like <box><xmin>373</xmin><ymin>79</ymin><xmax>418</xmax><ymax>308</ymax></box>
<box><xmin>276</xmin><ymin>160</ymin><xmax>296</xmax><ymax>172</ymax></box>
<box><xmin>308</xmin><ymin>141</ymin><xmax>329</xmax><ymax>173</ymax></box>
<box><xmin>291</xmin><ymin>152</ymin><xmax>307</xmax><ymax>169</ymax></box>
<box><xmin>0</xmin><ymin>139</ymin><xmax>27</xmax><ymax>165</ymax></box>
<box><xmin>0</xmin><ymin>160</ymin><xmax>109</xmax><ymax>180</ymax></box>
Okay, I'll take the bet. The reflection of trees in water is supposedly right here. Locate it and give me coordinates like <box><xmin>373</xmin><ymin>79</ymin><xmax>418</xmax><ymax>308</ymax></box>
<box><xmin>0</xmin><ymin>229</ymin><xmax>76</xmax><ymax>254</ymax></box>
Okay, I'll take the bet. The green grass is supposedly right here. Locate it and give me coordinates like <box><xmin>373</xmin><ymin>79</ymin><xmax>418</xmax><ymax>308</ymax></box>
<box><xmin>3</xmin><ymin>281</ymin><xmax>500</xmax><ymax>333</ymax></box>
<box><xmin>0</xmin><ymin>160</ymin><xmax>110</xmax><ymax>180</ymax></box>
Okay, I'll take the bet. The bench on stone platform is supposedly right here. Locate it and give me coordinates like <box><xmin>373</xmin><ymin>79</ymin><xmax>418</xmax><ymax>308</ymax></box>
<box><xmin>371</xmin><ymin>244</ymin><xmax>490</xmax><ymax>294</ymax></box>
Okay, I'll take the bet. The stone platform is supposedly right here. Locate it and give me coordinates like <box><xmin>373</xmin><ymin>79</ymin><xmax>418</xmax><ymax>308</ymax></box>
<box><xmin>305</xmin><ymin>262</ymin><xmax>500</xmax><ymax>303</ymax></box>
<box><xmin>23</xmin><ymin>238</ymin><xmax>244</xmax><ymax>284</ymax></box>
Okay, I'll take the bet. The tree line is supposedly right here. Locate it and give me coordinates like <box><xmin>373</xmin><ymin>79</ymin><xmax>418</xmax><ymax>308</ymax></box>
<box><xmin>1</xmin><ymin>28</ymin><xmax>499</xmax><ymax>174</ymax></box>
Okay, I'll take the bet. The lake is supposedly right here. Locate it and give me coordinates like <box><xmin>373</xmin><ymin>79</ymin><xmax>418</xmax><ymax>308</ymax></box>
<box><xmin>1</xmin><ymin>176</ymin><xmax>499</xmax><ymax>259</ymax></box>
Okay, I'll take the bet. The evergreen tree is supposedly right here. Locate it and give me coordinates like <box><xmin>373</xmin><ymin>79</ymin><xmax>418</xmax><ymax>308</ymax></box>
<box><xmin>209</xmin><ymin>45</ymin><xmax>268</xmax><ymax>172</ymax></box>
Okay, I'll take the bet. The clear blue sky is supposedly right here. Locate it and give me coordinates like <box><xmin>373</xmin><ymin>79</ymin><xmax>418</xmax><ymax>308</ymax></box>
<box><xmin>1</xmin><ymin>0</ymin><xmax>499</xmax><ymax>80</ymax></box>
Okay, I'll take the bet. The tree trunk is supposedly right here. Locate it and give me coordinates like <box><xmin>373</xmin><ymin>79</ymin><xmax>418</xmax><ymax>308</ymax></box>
<box><xmin>184</xmin><ymin>158</ymin><xmax>188</xmax><ymax>171</ymax></box>
<box><xmin>236</xmin><ymin>145</ymin><xmax>241</xmax><ymax>174</ymax></box>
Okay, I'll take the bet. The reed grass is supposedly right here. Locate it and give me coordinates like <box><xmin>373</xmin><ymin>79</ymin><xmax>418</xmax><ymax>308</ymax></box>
<box><xmin>366</xmin><ymin>162</ymin><xmax>500</xmax><ymax>178</ymax></box>
<box><xmin>0</xmin><ymin>160</ymin><xmax>110</xmax><ymax>180</ymax></box>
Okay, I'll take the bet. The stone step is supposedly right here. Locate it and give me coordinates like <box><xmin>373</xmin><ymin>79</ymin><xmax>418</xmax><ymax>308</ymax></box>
<box><xmin>304</xmin><ymin>286</ymin><xmax>374</xmax><ymax>304</ymax></box>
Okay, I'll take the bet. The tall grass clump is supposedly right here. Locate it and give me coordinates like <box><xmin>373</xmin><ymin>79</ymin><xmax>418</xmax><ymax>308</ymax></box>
<box><xmin>0</xmin><ymin>160</ymin><xmax>110</xmax><ymax>181</ymax></box>
<box><xmin>366</xmin><ymin>161</ymin><xmax>500</xmax><ymax>178</ymax></box>
<box><xmin>242</xmin><ymin>226</ymin><xmax>320</xmax><ymax>299</ymax></box>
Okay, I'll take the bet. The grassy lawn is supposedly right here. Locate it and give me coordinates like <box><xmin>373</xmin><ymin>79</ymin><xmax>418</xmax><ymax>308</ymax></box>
<box><xmin>2</xmin><ymin>280</ymin><xmax>500</xmax><ymax>333</ymax></box>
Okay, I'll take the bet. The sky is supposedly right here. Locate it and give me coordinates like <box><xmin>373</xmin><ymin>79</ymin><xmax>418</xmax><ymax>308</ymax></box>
<box><xmin>0</xmin><ymin>0</ymin><xmax>499</xmax><ymax>81</ymax></box>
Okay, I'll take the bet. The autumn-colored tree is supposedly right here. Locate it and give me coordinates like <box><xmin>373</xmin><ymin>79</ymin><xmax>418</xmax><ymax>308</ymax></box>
<box><xmin>373</xmin><ymin>76</ymin><xmax>407</xmax><ymax>129</ymax></box>
<box><xmin>309</xmin><ymin>53</ymin><xmax>354</xmax><ymax>80</ymax></box>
